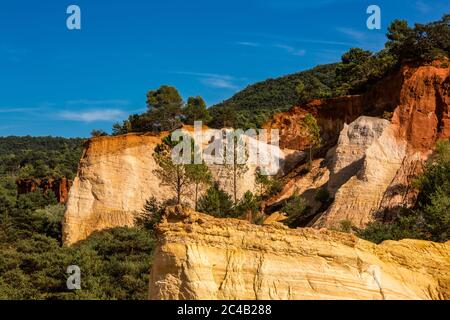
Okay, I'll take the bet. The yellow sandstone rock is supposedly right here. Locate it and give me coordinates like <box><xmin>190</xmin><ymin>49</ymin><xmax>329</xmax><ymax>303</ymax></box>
<box><xmin>262</xmin><ymin>212</ymin><xmax>288</xmax><ymax>225</ymax></box>
<box><xmin>313</xmin><ymin>116</ymin><xmax>407</xmax><ymax>229</ymax></box>
<box><xmin>149</xmin><ymin>207</ymin><xmax>450</xmax><ymax>300</ymax></box>
<box><xmin>62</xmin><ymin>133</ymin><xmax>171</xmax><ymax>245</ymax></box>
<box><xmin>62</xmin><ymin>130</ymin><xmax>302</xmax><ymax>245</ymax></box>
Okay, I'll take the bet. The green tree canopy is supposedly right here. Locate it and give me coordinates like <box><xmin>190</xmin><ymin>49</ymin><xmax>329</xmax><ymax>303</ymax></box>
<box><xmin>146</xmin><ymin>85</ymin><xmax>183</xmax><ymax>111</ymax></box>
<box><xmin>182</xmin><ymin>96</ymin><xmax>211</xmax><ymax>125</ymax></box>
<box><xmin>300</xmin><ymin>113</ymin><xmax>322</xmax><ymax>166</ymax></box>
<box><xmin>145</xmin><ymin>85</ymin><xmax>183</xmax><ymax>132</ymax></box>
<box><xmin>197</xmin><ymin>183</ymin><xmax>234</xmax><ymax>218</ymax></box>
<box><xmin>153</xmin><ymin>136</ymin><xmax>191</xmax><ymax>205</ymax></box>
<box><xmin>185</xmin><ymin>162</ymin><xmax>213</xmax><ymax>211</ymax></box>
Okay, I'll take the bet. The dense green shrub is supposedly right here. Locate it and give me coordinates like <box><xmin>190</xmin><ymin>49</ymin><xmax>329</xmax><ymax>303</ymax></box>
<box><xmin>255</xmin><ymin>171</ymin><xmax>283</xmax><ymax>198</ymax></box>
<box><xmin>0</xmin><ymin>182</ymin><xmax>156</xmax><ymax>300</ymax></box>
<box><xmin>209</xmin><ymin>63</ymin><xmax>340</xmax><ymax>129</ymax></box>
<box><xmin>134</xmin><ymin>196</ymin><xmax>165</xmax><ymax>231</ymax></box>
<box><xmin>235</xmin><ymin>191</ymin><xmax>260</xmax><ymax>220</ymax></box>
<box><xmin>281</xmin><ymin>194</ymin><xmax>311</xmax><ymax>228</ymax></box>
<box><xmin>197</xmin><ymin>183</ymin><xmax>234</xmax><ymax>218</ymax></box>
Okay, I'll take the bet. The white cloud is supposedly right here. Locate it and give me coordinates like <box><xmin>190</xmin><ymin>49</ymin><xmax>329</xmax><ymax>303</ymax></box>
<box><xmin>415</xmin><ymin>0</ymin><xmax>431</xmax><ymax>14</ymax></box>
<box><xmin>235</xmin><ymin>40</ymin><xmax>307</xmax><ymax>56</ymax></box>
<box><xmin>58</xmin><ymin>109</ymin><xmax>126</xmax><ymax>122</ymax></box>
<box><xmin>200</xmin><ymin>77</ymin><xmax>238</xmax><ymax>90</ymax></box>
<box><xmin>236</xmin><ymin>41</ymin><xmax>260</xmax><ymax>47</ymax></box>
<box><xmin>172</xmin><ymin>71</ymin><xmax>234</xmax><ymax>79</ymax></box>
<box><xmin>235</xmin><ymin>32</ymin><xmax>357</xmax><ymax>47</ymax></box>
<box><xmin>336</xmin><ymin>27</ymin><xmax>386</xmax><ymax>51</ymax></box>
<box><xmin>0</xmin><ymin>107</ymin><xmax>41</xmax><ymax>113</ymax></box>
<box><xmin>336</xmin><ymin>27</ymin><xmax>367</xmax><ymax>42</ymax></box>
<box><xmin>275</xmin><ymin>44</ymin><xmax>306</xmax><ymax>56</ymax></box>
<box><xmin>173</xmin><ymin>71</ymin><xmax>240</xmax><ymax>90</ymax></box>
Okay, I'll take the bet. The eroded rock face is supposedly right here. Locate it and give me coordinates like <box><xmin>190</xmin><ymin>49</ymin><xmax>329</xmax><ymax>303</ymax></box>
<box><xmin>313</xmin><ymin>116</ymin><xmax>407</xmax><ymax>229</ymax></box>
<box><xmin>327</xmin><ymin>117</ymin><xmax>391</xmax><ymax>192</ymax></box>
<box><xmin>264</xmin><ymin>95</ymin><xmax>364</xmax><ymax>150</ymax></box>
<box><xmin>64</xmin><ymin>63</ymin><xmax>449</xmax><ymax>244</ymax></box>
<box><xmin>149</xmin><ymin>207</ymin><xmax>450</xmax><ymax>300</ymax></box>
<box><xmin>264</xmin><ymin>158</ymin><xmax>329</xmax><ymax>217</ymax></box>
<box><xmin>63</xmin><ymin>134</ymin><xmax>172</xmax><ymax>245</ymax></box>
<box><xmin>266</xmin><ymin>62</ymin><xmax>449</xmax><ymax>228</ymax></box>
<box><xmin>377</xmin><ymin>152</ymin><xmax>427</xmax><ymax>221</ymax></box>
<box><xmin>264</xmin><ymin>62</ymin><xmax>450</xmax><ymax>153</ymax></box>
<box><xmin>63</xmin><ymin>130</ymin><xmax>301</xmax><ymax>245</ymax></box>
<box><xmin>390</xmin><ymin>63</ymin><xmax>450</xmax><ymax>150</ymax></box>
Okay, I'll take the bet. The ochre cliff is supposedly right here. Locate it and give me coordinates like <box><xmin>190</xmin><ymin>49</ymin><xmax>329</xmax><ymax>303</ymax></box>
<box><xmin>265</xmin><ymin>62</ymin><xmax>449</xmax><ymax>228</ymax></box>
<box><xmin>149</xmin><ymin>207</ymin><xmax>450</xmax><ymax>300</ymax></box>
<box><xmin>264</xmin><ymin>62</ymin><xmax>449</xmax><ymax>152</ymax></box>
<box><xmin>63</xmin><ymin>129</ymin><xmax>301</xmax><ymax>245</ymax></box>
<box><xmin>63</xmin><ymin>134</ymin><xmax>171</xmax><ymax>245</ymax></box>
<box><xmin>63</xmin><ymin>63</ymin><xmax>449</xmax><ymax>243</ymax></box>
<box><xmin>264</xmin><ymin>95</ymin><xmax>364</xmax><ymax>150</ymax></box>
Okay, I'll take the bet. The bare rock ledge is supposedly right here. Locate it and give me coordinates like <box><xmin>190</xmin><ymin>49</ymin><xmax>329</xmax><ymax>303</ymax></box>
<box><xmin>149</xmin><ymin>206</ymin><xmax>450</xmax><ymax>300</ymax></box>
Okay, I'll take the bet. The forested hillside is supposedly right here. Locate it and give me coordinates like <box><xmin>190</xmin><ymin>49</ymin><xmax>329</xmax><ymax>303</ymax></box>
<box><xmin>0</xmin><ymin>136</ymin><xmax>85</xmax><ymax>179</ymax></box>
<box><xmin>208</xmin><ymin>63</ymin><xmax>340</xmax><ymax>129</ymax></box>
<box><xmin>0</xmin><ymin>136</ymin><xmax>154</xmax><ymax>299</ymax></box>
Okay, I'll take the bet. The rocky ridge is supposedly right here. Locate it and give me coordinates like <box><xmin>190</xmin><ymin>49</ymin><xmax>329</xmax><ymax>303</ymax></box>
<box><xmin>149</xmin><ymin>206</ymin><xmax>450</xmax><ymax>300</ymax></box>
<box><xmin>63</xmin><ymin>130</ymin><xmax>301</xmax><ymax>244</ymax></box>
<box><xmin>265</xmin><ymin>62</ymin><xmax>449</xmax><ymax>228</ymax></box>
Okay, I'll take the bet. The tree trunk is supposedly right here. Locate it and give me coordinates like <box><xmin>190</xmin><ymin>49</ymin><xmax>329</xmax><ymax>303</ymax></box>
<box><xmin>246</xmin><ymin>209</ymin><xmax>252</xmax><ymax>223</ymax></box>
<box><xmin>195</xmin><ymin>183</ymin><xmax>198</xmax><ymax>211</ymax></box>
<box><xmin>176</xmin><ymin>169</ymin><xmax>181</xmax><ymax>205</ymax></box>
<box><xmin>233</xmin><ymin>163</ymin><xmax>237</xmax><ymax>206</ymax></box>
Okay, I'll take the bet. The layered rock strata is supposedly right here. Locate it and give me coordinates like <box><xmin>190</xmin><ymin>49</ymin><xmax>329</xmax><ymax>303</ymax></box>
<box><xmin>149</xmin><ymin>207</ymin><xmax>450</xmax><ymax>300</ymax></box>
<box><xmin>313</xmin><ymin>116</ymin><xmax>407</xmax><ymax>229</ymax></box>
<box><xmin>63</xmin><ymin>131</ymin><xmax>301</xmax><ymax>245</ymax></box>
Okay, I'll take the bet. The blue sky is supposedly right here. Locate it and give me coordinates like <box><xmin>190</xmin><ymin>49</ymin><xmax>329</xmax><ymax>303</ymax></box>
<box><xmin>0</xmin><ymin>0</ymin><xmax>448</xmax><ymax>137</ymax></box>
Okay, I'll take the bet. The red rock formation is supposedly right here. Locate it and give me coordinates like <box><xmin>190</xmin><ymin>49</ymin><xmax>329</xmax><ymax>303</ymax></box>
<box><xmin>264</xmin><ymin>95</ymin><xmax>364</xmax><ymax>150</ymax></box>
<box><xmin>16</xmin><ymin>178</ymin><xmax>73</xmax><ymax>203</ymax></box>
<box><xmin>264</xmin><ymin>61</ymin><xmax>449</xmax><ymax>228</ymax></box>
<box><xmin>390</xmin><ymin>62</ymin><xmax>450</xmax><ymax>150</ymax></box>
<box><xmin>264</xmin><ymin>61</ymin><xmax>450</xmax><ymax>153</ymax></box>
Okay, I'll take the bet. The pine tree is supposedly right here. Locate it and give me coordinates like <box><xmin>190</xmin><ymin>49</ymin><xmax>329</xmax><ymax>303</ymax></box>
<box><xmin>153</xmin><ymin>138</ymin><xmax>190</xmax><ymax>205</ymax></box>
<box><xmin>185</xmin><ymin>162</ymin><xmax>213</xmax><ymax>211</ymax></box>
<box><xmin>300</xmin><ymin>113</ymin><xmax>322</xmax><ymax>168</ymax></box>
<box><xmin>197</xmin><ymin>183</ymin><xmax>234</xmax><ymax>217</ymax></box>
<box><xmin>182</xmin><ymin>96</ymin><xmax>211</xmax><ymax>125</ymax></box>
